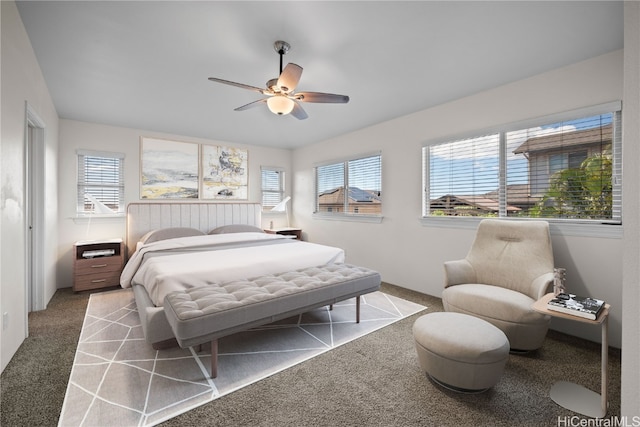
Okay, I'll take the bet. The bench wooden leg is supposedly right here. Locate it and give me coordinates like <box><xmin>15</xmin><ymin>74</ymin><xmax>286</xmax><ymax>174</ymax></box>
<box><xmin>210</xmin><ymin>339</ymin><xmax>218</xmax><ymax>378</ymax></box>
<box><xmin>329</xmin><ymin>304</ymin><xmax>333</xmax><ymax>310</ymax></box>
<box><xmin>356</xmin><ymin>295</ymin><xmax>361</xmax><ymax>323</ymax></box>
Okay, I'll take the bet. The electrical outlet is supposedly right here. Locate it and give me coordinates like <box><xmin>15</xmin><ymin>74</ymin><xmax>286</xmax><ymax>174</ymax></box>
<box><xmin>2</xmin><ymin>312</ymin><xmax>8</xmax><ymax>330</ymax></box>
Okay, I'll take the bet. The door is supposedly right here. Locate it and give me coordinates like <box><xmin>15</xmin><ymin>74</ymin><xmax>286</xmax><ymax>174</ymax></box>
<box><xmin>25</xmin><ymin>103</ymin><xmax>46</xmax><ymax>314</ymax></box>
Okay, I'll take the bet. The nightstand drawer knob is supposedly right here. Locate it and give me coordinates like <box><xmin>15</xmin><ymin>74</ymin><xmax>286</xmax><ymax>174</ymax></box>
<box><xmin>91</xmin><ymin>264</ymin><xmax>108</xmax><ymax>268</ymax></box>
<box><xmin>91</xmin><ymin>279</ymin><xmax>107</xmax><ymax>283</ymax></box>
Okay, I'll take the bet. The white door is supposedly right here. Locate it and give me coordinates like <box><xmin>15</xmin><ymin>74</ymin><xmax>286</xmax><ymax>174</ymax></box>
<box><xmin>25</xmin><ymin>103</ymin><xmax>46</xmax><ymax>313</ymax></box>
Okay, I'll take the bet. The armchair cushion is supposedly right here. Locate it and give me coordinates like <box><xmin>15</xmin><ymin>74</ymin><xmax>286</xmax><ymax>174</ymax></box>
<box><xmin>442</xmin><ymin>284</ymin><xmax>548</xmax><ymax>326</ymax></box>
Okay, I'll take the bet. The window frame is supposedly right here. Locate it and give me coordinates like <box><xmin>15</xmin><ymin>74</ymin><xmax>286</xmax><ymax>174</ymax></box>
<box><xmin>76</xmin><ymin>149</ymin><xmax>125</xmax><ymax>217</ymax></box>
<box><xmin>421</xmin><ymin>102</ymin><xmax>622</xmax><ymax>239</ymax></box>
<box><xmin>260</xmin><ymin>166</ymin><xmax>286</xmax><ymax>211</ymax></box>
<box><xmin>313</xmin><ymin>152</ymin><xmax>383</xmax><ymax>223</ymax></box>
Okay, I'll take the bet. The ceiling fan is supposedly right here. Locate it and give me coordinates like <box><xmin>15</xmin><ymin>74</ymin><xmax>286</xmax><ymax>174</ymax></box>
<box><xmin>208</xmin><ymin>41</ymin><xmax>349</xmax><ymax>120</ymax></box>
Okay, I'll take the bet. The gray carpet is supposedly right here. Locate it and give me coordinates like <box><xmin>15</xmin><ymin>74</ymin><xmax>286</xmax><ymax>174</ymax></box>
<box><xmin>1</xmin><ymin>283</ymin><xmax>622</xmax><ymax>426</ymax></box>
<box><xmin>58</xmin><ymin>287</ymin><xmax>425</xmax><ymax>426</ymax></box>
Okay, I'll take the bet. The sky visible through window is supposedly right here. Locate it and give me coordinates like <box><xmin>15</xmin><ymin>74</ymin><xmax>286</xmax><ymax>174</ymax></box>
<box><xmin>317</xmin><ymin>163</ymin><xmax>344</xmax><ymax>193</ymax></box>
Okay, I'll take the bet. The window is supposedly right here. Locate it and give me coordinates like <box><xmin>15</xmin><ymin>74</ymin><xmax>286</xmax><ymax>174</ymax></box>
<box><xmin>315</xmin><ymin>153</ymin><xmax>382</xmax><ymax>218</ymax></box>
<box><xmin>423</xmin><ymin>102</ymin><xmax>622</xmax><ymax>224</ymax></box>
<box><xmin>549</xmin><ymin>151</ymin><xmax>589</xmax><ymax>177</ymax></box>
<box><xmin>261</xmin><ymin>167</ymin><xmax>285</xmax><ymax>210</ymax></box>
<box><xmin>426</xmin><ymin>134</ymin><xmax>500</xmax><ymax>217</ymax></box>
<box><xmin>77</xmin><ymin>150</ymin><xmax>125</xmax><ymax>215</ymax></box>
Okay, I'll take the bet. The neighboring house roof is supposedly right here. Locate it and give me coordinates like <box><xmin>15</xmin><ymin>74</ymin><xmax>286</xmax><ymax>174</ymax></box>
<box><xmin>513</xmin><ymin>123</ymin><xmax>612</xmax><ymax>155</ymax></box>
<box><xmin>484</xmin><ymin>184</ymin><xmax>537</xmax><ymax>205</ymax></box>
<box><xmin>430</xmin><ymin>194</ymin><xmax>521</xmax><ymax>213</ymax></box>
<box><xmin>318</xmin><ymin>187</ymin><xmax>382</xmax><ymax>204</ymax></box>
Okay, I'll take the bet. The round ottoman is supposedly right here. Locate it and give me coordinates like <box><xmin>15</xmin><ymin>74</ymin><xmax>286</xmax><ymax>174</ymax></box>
<box><xmin>413</xmin><ymin>312</ymin><xmax>509</xmax><ymax>392</ymax></box>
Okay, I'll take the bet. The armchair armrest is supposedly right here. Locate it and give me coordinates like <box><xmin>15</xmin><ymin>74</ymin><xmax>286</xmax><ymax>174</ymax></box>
<box><xmin>443</xmin><ymin>259</ymin><xmax>476</xmax><ymax>288</ymax></box>
<box><xmin>529</xmin><ymin>272</ymin><xmax>554</xmax><ymax>300</ymax></box>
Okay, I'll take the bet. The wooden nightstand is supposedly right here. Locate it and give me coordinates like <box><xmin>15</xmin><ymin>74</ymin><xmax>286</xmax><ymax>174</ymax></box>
<box><xmin>264</xmin><ymin>227</ymin><xmax>302</xmax><ymax>240</ymax></box>
<box><xmin>73</xmin><ymin>239</ymin><xmax>125</xmax><ymax>292</ymax></box>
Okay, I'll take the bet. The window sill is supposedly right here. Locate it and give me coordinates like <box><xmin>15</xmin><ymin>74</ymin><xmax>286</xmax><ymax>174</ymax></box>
<box><xmin>312</xmin><ymin>213</ymin><xmax>383</xmax><ymax>224</ymax></box>
<box><xmin>72</xmin><ymin>214</ymin><xmax>125</xmax><ymax>224</ymax></box>
<box><xmin>419</xmin><ymin>216</ymin><xmax>622</xmax><ymax>239</ymax></box>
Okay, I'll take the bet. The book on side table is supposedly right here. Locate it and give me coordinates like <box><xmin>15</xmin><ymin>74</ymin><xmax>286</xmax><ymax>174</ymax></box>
<box><xmin>547</xmin><ymin>293</ymin><xmax>605</xmax><ymax>320</ymax></box>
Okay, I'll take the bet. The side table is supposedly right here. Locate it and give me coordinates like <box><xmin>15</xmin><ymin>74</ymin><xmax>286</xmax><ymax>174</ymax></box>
<box><xmin>264</xmin><ymin>227</ymin><xmax>302</xmax><ymax>240</ymax></box>
<box><xmin>73</xmin><ymin>238</ymin><xmax>125</xmax><ymax>292</ymax></box>
<box><xmin>532</xmin><ymin>293</ymin><xmax>611</xmax><ymax>418</ymax></box>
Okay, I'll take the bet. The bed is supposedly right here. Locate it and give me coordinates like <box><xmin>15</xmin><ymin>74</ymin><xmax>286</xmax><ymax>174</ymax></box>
<box><xmin>123</xmin><ymin>202</ymin><xmax>376</xmax><ymax>349</ymax></box>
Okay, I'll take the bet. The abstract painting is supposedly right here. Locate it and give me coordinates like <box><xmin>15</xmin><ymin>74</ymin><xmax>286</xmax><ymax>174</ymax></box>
<box><xmin>201</xmin><ymin>145</ymin><xmax>248</xmax><ymax>199</ymax></box>
<box><xmin>140</xmin><ymin>137</ymin><xmax>199</xmax><ymax>199</ymax></box>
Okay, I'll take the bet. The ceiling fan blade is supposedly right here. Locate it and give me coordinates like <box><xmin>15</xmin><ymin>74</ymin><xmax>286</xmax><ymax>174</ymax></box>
<box><xmin>295</xmin><ymin>91</ymin><xmax>350</xmax><ymax>103</ymax></box>
<box><xmin>290</xmin><ymin>101</ymin><xmax>308</xmax><ymax>120</ymax></box>
<box><xmin>277</xmin><ymin>63</ymin><xmax>303</xmax><ymax>93</ymax></box>
<box><xmin>208</xmin><ymin>77</ymin><xmax>265</xmax><ymax>94</ymax></box>
<box><xmin>234</xmin><ymin>98</ymin><xmax>267</xmax><ymax>111</ymax></box>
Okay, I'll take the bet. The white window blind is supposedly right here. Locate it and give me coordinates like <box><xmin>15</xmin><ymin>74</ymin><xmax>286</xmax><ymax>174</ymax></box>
<box><xmin>261</xmin><ymin>167</ymin><xmax>285</xmax><ymax>209</ymax></box>
<box><xmin>507</xmin><ymin>112</ymin><xmax>620</xmax><ymax>222</ymax></box>
<box><xmin>423</xmin><ymin>103</ymin><xmax>622</xmax><ymax>224</ymax></box>
<box><xmin>77</xmin><ymin>150</ymin><xmax>125</xmax><ymax>215</ymax></box>
<box><xmin>426</xmin><ymin>134</ymin><xmax>500</xmax><ymax>216</ymax></box>
<box><xmin>315</xmin><ymin>154</ymin><xmax>382</xmax><ymax>216</ymax></box>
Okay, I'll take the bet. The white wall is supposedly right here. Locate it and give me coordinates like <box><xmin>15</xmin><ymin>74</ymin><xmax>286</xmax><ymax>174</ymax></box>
<box><xmin>1</xmin><ymin>1</ymin><xmax>59</xmax><ymax>372</ymax></box>
<box><xmin>621</xmin><ymin>1</ymin><xmax>640</xmax><ymax>418</ymax></box>
<box><xmin>56</xmin><ymin>119</ymin><xmax>293</xmax><ymax>288</ymax></box>
<box><xmin>292</xmin><ymin>50</ymin><xmax>625</xmax><ymax>348</ymax></box>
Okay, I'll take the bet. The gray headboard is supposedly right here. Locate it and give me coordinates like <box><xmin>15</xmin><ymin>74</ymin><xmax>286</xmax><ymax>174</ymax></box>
<box><xmin>125</xmin><ymin>202</ymin><xmax>262</xmax><ymax>257</ymax></box>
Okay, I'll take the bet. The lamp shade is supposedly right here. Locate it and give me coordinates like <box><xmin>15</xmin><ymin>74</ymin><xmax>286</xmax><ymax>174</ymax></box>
<box><xmin>270</xmin><ymin>196</ymin><xmax>291</xmax><ymax>212</ymax></box>
<box><xmin>85</xmin><ymin>193</ymin><xmax>115</xmax><ymax>214</ymax></box>
<box><xmin>267</xmin><ymin>96</ymin><xmax>295</xmax><ymax>115</ymax></box>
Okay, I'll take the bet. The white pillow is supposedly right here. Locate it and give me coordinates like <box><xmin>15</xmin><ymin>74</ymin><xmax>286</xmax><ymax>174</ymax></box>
<box><xmin>139</xmin><ymin>227</ymin><xmax>205</xmax><ymax>244</ymax></box>
<box><xmin>208</xmin><ymin>224</ymin><xmax>265</xmax><ymax>234</ymax></box>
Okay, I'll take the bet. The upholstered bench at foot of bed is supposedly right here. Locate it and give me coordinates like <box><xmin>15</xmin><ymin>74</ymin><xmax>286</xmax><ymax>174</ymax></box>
<box><xmin>163</xmin><ymin>263</ymin><xmax>381</xmax><ymax>378</ymax></box>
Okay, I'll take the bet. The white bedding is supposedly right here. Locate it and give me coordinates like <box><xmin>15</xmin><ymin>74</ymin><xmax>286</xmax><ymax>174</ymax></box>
<box><xmin>120</xmin><ymin>232</ymin><xmax>346</xmax><ymax>306</ymax></box>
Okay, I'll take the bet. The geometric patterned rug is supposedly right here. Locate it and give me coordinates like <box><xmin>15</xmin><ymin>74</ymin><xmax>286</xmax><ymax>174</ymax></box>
<box><xmin>58</xmin><ymin>288</ymin><xmax>426</xmax><ymax>426</ymax></box>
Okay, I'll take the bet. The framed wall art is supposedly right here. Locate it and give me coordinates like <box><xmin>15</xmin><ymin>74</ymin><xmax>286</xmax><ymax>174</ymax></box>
<box><xmin>140</xmin><ymin>137</ymin><xmax>199</xmax><ymax>199</ymax></box>
<box><xmin>201</xmin><ymin>145</ymin><xmax>248</xmax><ymax>199</ymax></box>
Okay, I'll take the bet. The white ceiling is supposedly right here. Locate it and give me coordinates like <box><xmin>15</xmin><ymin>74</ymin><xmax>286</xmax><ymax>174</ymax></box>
<box><xmin>16</xmin><ymin>1</ymin><xmax>623</xmax><ymax>149</ymax></box>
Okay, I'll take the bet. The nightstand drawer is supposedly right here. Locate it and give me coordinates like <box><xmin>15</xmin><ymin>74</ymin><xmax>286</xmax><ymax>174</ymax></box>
<box><xmin>75</xmin><ymin>256</ymin><xmax>122</xmax><ymax>275</ymax></box>
<box><xmin>74</xmin><ymin>270</ymin><xmax>121</xmax><ymax>291</ymax></box>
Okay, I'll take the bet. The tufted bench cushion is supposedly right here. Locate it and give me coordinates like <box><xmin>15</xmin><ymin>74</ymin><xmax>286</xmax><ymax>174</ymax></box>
<box><xmin>163</xmin><ymin>263</ymin><xmax>381</xmax><ymax>376</ymax></box>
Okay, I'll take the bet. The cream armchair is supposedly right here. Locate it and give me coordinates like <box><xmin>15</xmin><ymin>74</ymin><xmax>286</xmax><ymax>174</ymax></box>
<box><xmin>442</xmin><ymin>219</ymin><xmax>555</xmax><ymax>351</ymax></box>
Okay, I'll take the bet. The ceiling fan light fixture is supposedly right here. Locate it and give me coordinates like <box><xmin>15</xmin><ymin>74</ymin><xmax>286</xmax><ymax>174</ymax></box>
<box><xmin>267</xmin><ymin>95</ymin><xmax>295</xmax><ymax>115</ymax></box>
<box><xmin>208</xmin><ymin>40</ymin><xmax>349</xmax><ymax>119</ymax></box>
